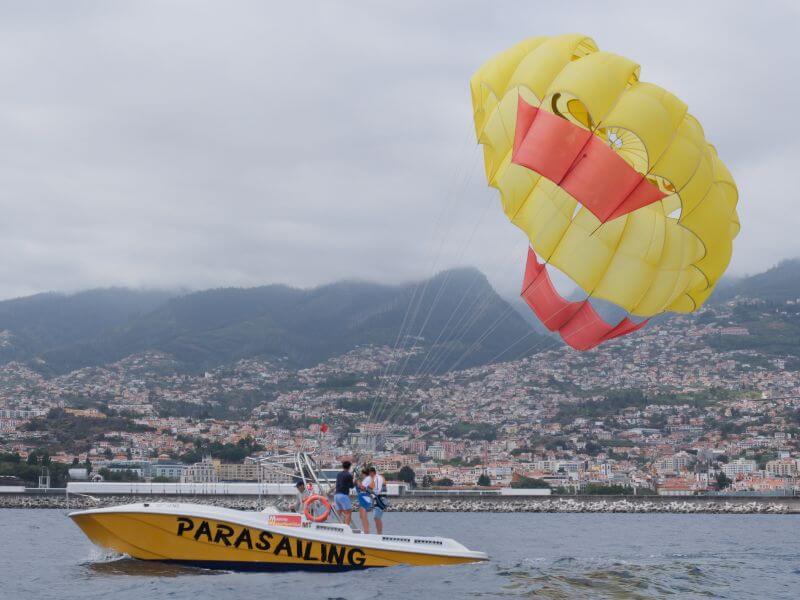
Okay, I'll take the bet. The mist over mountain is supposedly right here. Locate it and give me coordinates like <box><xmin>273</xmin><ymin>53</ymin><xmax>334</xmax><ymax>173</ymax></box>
<box><xmin>0</xmin><ymin>268</ymin><xmax>546</xmax><ymax>375</ymax></box>
<box><xmin>710</xmin><ymin>259</ymin><xmax>800</xmax><ymax>304</ymax></box>
<box><xmin>0</xmin><ymin>288</ymin><xmax>177</xmax><ymax>364</ymax></box>
<box><xmin>2</xmin><ymin>259</ymin><xmax>797</xmax><ymax>377</ymax></box>
<box><xmin>698</xmin><ymin>259</ymin><xmax>800</xmax><ymax>360</ymax></box>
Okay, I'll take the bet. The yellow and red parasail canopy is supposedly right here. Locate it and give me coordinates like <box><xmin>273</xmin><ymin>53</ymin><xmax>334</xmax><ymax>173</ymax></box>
<box><xmin>470</xmin><ymin>33</ymin><xmax>739</xmax><ymax>350</ymax></box>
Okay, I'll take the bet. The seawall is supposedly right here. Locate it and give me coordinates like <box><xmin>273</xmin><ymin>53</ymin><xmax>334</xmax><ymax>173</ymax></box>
<box><xmin>1</xmin><ymin>492</ymin><xmax>798</xmax><ymax>513</ymax></box>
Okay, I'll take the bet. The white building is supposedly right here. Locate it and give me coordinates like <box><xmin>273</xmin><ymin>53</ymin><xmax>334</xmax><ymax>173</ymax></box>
<box><xmin>182</xmin><ymin>457</ymin><xmax>218</xmax><ymax>483</ymax></box>
<box><xmin>258</xmin><ymin>462</ymin><xmax>294</xmax><ymax>484</ymax></box>
<box><xmin>721</xmin><ymin>458</ymin><xmax>757</xmax><ymax>479</ymax></box>
<box><xmin>656</xmin><ymin>451</ymin><xmax>693</xmax><ymax>475</ymax></box>
<box><xmin>765</xmin><ymin>458</ymin><xmax>799</xmax><ymax>477</ymax></box>
<box><xmin>427</xmin><ymin>444</ymin><xmax>446</xmax><ymax>461</ymax></box>
<box><xmin>151</xmin><ymin>462</ymin><xmax>188</xmax><ymax>481</ymax></box>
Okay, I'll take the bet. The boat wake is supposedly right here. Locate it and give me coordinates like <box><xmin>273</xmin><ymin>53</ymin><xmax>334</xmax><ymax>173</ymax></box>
<box><xmin>496</xmin><ymin>556</ymin><xmax>733</xmax><ymax>599</ymax></box>
<box><xmin>82</xmin><ymin>549</ymin><xmax>220</xmax><ymax>577</ymax></box>
<box><xmin>83</xmin><ymin>546</ymin><xmax>126</xmax><ymax>564</ymax></box>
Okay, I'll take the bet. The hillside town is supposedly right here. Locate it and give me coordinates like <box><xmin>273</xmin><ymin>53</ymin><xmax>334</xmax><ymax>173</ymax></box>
<box><xmin>2</xmin><ymin>296</ymin><xmax>799</xmax><ymax>497</ymax></box>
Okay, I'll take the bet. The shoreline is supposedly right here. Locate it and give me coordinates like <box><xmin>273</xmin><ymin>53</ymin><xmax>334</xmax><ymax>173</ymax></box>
<box><xmin>1</xmin><ymin>493</ymin><xmax>797</xmax><ymax>514</ymax></box>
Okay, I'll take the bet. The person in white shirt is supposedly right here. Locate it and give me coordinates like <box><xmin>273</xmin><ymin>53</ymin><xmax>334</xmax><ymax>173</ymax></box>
<box><xmin>360</xmin><ymin>466</ymin><xmax>386</xmax><ymax>534</ymax></box>
<box><xmin>293</xmin><ymin>480</ymin><xmax>311</xmax><ymax>514</ymax></box>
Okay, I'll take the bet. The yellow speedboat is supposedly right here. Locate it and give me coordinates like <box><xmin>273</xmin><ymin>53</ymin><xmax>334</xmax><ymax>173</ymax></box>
<box><xmin>70</xmin><ymin>502</ymin><xmax>488</xmax><ymax>570</ymax></box>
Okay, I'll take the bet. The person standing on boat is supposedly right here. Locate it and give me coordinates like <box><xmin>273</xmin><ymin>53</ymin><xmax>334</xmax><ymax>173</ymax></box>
<box><xmin>293</xmin><ymin>480</ymin><xmax>311</xmax><ymax>514</ymax></box>
<box><xmin>333</xmin><ymin>460</ymin><xmax>355</xmax><ymax>525</ymax></box>
<box><xmin>361</xmin><ymin>466</ymin><xmax>386</xmax><ymax>535</ymax></box>
<box><xmin>357</xmin><ymin>466</ymin><xmax>372</xmax><ymax>534</ymax></box>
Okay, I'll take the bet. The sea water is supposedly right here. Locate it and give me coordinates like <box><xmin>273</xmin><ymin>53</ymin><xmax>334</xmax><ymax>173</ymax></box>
<box><xmin>1</xmin><ymin>509</ymin><xmax>798</xmax><ymax>599</ymax></box>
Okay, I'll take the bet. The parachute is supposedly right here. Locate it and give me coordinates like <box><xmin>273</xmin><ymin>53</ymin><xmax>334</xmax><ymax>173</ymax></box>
<box><xmin>470</xmin><ymin>34</ymin><xmax>739</xmax><ymax>350</ymax></box>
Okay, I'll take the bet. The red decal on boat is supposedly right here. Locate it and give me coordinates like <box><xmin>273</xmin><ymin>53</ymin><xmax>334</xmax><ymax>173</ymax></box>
<box><xmin>267</xmin><ymin>514</ymin><xmax>302</xmax><ymax>527</ymax></box>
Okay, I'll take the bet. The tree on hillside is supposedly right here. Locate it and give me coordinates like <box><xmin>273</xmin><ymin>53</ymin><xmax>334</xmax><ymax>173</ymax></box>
<box><xmin>477</xmin><ymin>474</ymin><xmax>491</xmax><ymax>486</ymax></box>
<box><xmin>510</xmin><ymin>475</ymin><xmax>550</xmax><ymax>489</ymax></box>
<box><xmin>582</xmin><ymin>483</ymin><xmax>633</xmax><ymax>495</ymax></box>
<box><xmin>179</xmin><ymin>436</ymin><xmax>264</xmax><ymax>464</ymax></box>
<box><xmin>398</xmin><ymin>466</ymin><xmax>416</xmax><ymax>488</ymax></box>
<box><xmin>98</xmin><ymin>468</ymin><xmax>139</xmax><ymax>482</ymax></box>
<box><xmin>26</xmin><ymin>450</ymin><xmax>50</xmax><ymax>466</ymax></box>
<box><xmin>584</xmin><ymin>441</ymin><xmax>602</xmax><ymax>456</ymax></box>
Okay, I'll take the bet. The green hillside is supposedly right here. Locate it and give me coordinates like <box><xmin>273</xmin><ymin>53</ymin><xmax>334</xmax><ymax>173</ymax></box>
<box><xmin>712</xmin><ymin>259</ymin><xmax>800</xmax><ymax>303</ymax></box>
<box><xmin>0</xmin><ymin>269</ymin><xmax>546</xmax><ymax>374</ymax></box>
<box><xmin>705</xmin><ymin>259</ymin><xmax>800</xmax><ymax>359</ymax></box>
<box><xmin>0</xmin><ymin>288</ymin><xmax>177</xmax><ymax>364</ymax></box>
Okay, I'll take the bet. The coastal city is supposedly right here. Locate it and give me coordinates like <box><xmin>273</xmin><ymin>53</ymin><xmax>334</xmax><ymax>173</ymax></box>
<box><xmin>2</xmin><ymin>294</ymin><xmax>799</xmax><ymax>497</ymax></box>
<box><xmin>4</xmin><ymin>3</ymin><xmax>800</xmax><ymax>596</ymax></box>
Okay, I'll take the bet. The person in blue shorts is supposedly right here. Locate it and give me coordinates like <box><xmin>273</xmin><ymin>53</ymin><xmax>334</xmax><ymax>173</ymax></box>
<box><xmin>357</xmin><ymin>466</ymin><xmax>373</xmax><ymax>533</ymax></box>
<box><xmin>361</xmin><ymin>466</ymin><xmax>386</xmax><ymax>534</ymax></box>
<box><xmin>333</xmin><ymin>460</ymin><xmax>355</xmax><ymax>525</ymax></box>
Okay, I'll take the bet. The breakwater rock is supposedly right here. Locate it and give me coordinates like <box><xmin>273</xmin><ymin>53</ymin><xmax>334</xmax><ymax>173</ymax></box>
<box><xmin>1</xmin><ymin>493</ymin><xmax>796</xmax><ymax>514</ymax></box>
<box><xmin>388</xmin><ymin>497</ymin><xmax>794</xmax><ymax>514</ymax></box>
<box><xmin>0</xmin><ymin>494</ymin><xmax>275</xmax><ymax>511</ymax></box>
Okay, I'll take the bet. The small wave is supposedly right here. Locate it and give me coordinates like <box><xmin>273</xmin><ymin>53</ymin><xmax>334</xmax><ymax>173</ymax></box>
<box><xmin>496</xmin><ymin>557</ymin><xmax>731</xmax><ymax>599</ymax></box>
<box><xmin>83</xmin><ymin>546</ymin><xmax>127</xmax><ymax>564</ymax></box>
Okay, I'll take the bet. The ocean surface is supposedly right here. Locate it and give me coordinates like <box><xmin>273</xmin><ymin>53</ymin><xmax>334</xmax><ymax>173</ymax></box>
<box><xmin>1</xmin><ymin>509</ymin><xmax>798</xmax><ymax>599</ymax></box>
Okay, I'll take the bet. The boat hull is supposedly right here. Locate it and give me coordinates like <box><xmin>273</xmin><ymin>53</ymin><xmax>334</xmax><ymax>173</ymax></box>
<box><xmin>71</xmin><ymin>509</ymin><xmax>484</xmax><ymax>570</ymax></box>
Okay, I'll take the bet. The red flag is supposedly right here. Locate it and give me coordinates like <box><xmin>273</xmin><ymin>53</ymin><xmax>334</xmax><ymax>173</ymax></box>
<box><xmin>320</xmin><ymin>423</ymin><xmax>329</xmax><ymax>433</ymax></box>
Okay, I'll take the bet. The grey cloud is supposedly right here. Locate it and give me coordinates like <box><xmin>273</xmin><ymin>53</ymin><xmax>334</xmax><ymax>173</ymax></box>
<box><xmin>0</xmin><ymin>0</ymin><xmax>798</xmax><ymax>300</ymax></box>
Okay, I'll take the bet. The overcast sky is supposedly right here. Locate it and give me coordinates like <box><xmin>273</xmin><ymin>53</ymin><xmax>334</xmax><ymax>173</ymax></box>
<box><xmin>0</xmin><ymin>1</ymin><xmax>797</xmax><ymax>300</ymax></box>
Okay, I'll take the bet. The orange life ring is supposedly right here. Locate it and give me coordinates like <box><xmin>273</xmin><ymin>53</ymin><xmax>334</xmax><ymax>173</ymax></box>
<box><xmin>303</xmin><ymin>494</ymin><xmax>331</xmax><ymax>522</ymax></box>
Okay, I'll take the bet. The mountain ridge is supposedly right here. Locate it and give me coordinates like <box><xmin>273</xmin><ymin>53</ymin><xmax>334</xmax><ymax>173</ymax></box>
<box><xmin>710</xmin><ymin>259</ymin><xmax>800</xmax><ymax>304</ymax></box>
<box><xmin>0</xmin><ymin>267</ymin><xmax>545</xmax><ymax>375</ymax></box>
<box><xmin>2</xmin><ymin>259</ymin><xmax>798</xmax><ymax>376</ymax></box>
